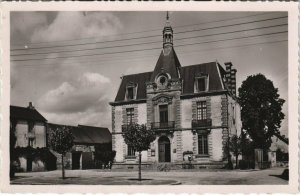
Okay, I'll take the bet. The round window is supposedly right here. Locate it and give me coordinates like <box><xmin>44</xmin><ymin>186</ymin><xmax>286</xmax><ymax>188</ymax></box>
<box><xmin>159</xmin><ymin>76</ymin><xmax>166</xmax><ymax>85</ymax></box>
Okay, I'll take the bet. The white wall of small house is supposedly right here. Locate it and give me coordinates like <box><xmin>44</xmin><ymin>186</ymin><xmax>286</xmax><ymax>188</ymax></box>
<box><xmin>34</xmin><ymin>123</ymin><xmax>46</xmax><ymax>148</ymax></box>
<box><xmin>15</xmin><ymin>121</ymin><xmax>28</xmax><ymax>147</ymax></box>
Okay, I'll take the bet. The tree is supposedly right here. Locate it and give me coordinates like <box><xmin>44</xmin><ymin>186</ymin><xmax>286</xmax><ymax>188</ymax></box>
<box><xmin>94</xmin><ymin>143</ymin><xmax>116</xmax><ymax>169</ymax></box>
<box><xmin>238</xmin><ymin>74</ymin><xmax>285</xmax><ymax>150</ymax></box>
<box><xmin>122</xmin><ymin>123</ymin><xmax>156</xmax><ymax>181</ymax></box>
<box><xmin>48</xmin><ymin>126</ymin><xmax>74</xmax><ymax>179</ymax></box>
<box><xmin>229</xmin><ymin>135</ymin><xmax>242</xmax><ymax>169</ymax></box>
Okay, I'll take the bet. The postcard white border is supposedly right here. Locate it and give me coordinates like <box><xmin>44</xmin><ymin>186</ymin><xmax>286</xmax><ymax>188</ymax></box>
<box><xmin>0</xmin><ymin>2</ymin><xmax>298</xmax><ymax>194</ymax></box>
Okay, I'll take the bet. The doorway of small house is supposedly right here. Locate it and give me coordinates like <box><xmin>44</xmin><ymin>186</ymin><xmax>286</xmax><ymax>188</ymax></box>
<box><xmin>158</xmin><ymin>136</ymin><xmax>171</xmax><ymax>162</ymax></box>
<box><xmin>72</xmin><ymin>152</ymin><xmax>81</xmax><ymax>170</ymax></box>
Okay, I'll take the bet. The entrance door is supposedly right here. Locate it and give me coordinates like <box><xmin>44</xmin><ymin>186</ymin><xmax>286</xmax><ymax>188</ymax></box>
<box><xmin>158</xmin><ymin>136</ymin><xmax>171</xmax><ymax>162</ymax></box>
<box><xmin>72</xmin><ymin>152</ymin><xmax>81</xmax><ymax>170</ymax></box>
<box><xmin>26</xmin><ymin>157</ymin><xmax>32</xmax><ymax>171</ymax></box>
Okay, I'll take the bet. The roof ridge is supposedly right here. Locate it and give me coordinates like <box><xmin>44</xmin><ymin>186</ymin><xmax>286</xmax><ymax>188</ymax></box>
<box><xmin>182</xmin><ymin>61</ymin><xmax>217</xmax><ymax>68</ymax></box>
<box><xmin>122</xmin><ymin>71</ymin><xmax>153</xmax><ymax>77</ymax></box>
<box><xmin>78</xmin><ymin>124</ymin><xmax>108</xmax><ymax>129</ymax></box>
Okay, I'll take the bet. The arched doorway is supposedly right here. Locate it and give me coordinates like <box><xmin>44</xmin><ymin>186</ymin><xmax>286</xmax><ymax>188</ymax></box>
<box><xmin>158</xmin><ymin>136</ymin><xmax>171</xmax><ymax>162</ymax></box>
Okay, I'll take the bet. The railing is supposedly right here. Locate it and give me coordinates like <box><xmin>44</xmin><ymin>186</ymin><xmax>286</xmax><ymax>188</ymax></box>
<box><xmin>191</xmin><ymin>119</ymin><xmax>212</xmax><ymax>128</ymax></box>
<box><xmin>151</xmin><ymin>121</ymin><xmax>175</xmax><ymax>129</ymax></box>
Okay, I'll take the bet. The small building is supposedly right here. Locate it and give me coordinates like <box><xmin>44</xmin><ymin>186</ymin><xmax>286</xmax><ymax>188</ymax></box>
<box><xmin>110</xmin><ymin>14</ymin><xmax>242</xmax><ymax>167</ymax></box>
<box><xmin>48</xmin><ymin>123</ymin><xmax>112</xmax><ymax>170</ymax></box>
<box><xmin>10</xmin><ymin>102</ymin><xmax>49</xmax><ymax>172</ymax></box>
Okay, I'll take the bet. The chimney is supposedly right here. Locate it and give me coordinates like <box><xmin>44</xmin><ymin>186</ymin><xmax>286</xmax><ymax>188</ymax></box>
<box><xmin>224</xmin><ymin>62</ymin><xmax>232</xmax><ymax>91</ymax></box>
<box><xmin>231</xmin><ymin>69</ymin><xmax>237</xmax><ymax>96</ymax></box>
<box><xmin>28</xmin><ymin>102</ymin><xmax>35</xmax><ymax>110</ymax></box>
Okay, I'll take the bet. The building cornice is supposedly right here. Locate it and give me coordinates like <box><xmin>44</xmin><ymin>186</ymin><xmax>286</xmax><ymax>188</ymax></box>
<box><xmin>109</xmin><ymin>99</ymin><xmax>147</xmax><ymax>106</ymax></box>
<box><xmin>180</xmin><ymin>90</ymin><xmax>228</xmax><ymax>99</ymax></box>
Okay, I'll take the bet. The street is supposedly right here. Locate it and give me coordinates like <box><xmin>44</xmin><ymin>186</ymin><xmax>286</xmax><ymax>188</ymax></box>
<box><xmin>11</xmin><ymin>167</ymin><xmax>288</xmax><ymax>185</ymax></box>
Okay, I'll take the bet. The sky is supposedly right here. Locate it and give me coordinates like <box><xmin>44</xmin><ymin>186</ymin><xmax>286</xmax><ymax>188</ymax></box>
<box><xmin>10</xmin><ymin>11</ymin><xmax>288</xmax><ymax>145</ymax></box>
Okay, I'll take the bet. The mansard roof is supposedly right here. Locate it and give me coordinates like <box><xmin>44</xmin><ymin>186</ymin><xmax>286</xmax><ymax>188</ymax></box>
<box><xmin>10</xmin><ymin>105</ymin><xmax>47</xmax><ymax>122</ymax></box>
<box><xmin>150</xmin><ymin>47</ymin><xmax>181</xmax><ymax>81</ymax></box>
<box><xmin>113</xmin><ymin>62</ymin><xmax>226</xmax><ymax>103</ymax></box>
<box><xmin>114</xmin><ymin>71</ymin><xmax>152</xmax><ymax>102</ymax></box>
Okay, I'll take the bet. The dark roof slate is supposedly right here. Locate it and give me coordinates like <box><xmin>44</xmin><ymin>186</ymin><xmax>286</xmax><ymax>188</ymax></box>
<box><xmin>10</xmin><ymin>106</ymin><xmax>47</xmax><ymax>122</ymax></box>
<box><xmin>150</xmin><ymin>47</ymin><xmax>182</xmax><ymax>81</ymax></box>
<box><xmin>48</xmin><ymin>123</ymin><xmax>111</xmax><ymax>145</ymax></box>
<box><xmin>114</xmin><ymin>61</ymin><xmax>226</xmax><ymax>102</ymax></box>
<box><xmin>181</xmin><ymin>62</ymin><xmax>224</xmax><ymax>94</ymax></box>
<box><xmin>114</xmin><ymin>71</ymin><xmax>152</xmax><ymax>102</ymax></box>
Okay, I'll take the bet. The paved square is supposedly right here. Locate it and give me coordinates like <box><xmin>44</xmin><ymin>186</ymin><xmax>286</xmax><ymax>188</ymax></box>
<box><xmin>11</xmin><ymin>167</ymin><xmax>288</xmax><ymax>185</ymax></box>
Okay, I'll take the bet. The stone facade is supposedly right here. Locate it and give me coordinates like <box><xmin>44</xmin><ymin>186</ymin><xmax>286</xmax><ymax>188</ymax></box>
<box><xmin>109</xmin><ymin>15</ymin><xmax>241</xmax><ymax>166</ymax></box>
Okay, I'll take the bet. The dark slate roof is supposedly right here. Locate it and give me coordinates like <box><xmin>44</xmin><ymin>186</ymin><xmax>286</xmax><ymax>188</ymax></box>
<box><xmin>181</xmin><ymin>62</ymin><xmax>224</xmax><ymax>94</ymax></box>
<box><xmin>10</xmin><ymin>105</ymin><xmax>47</xmax><ymax>122</ymax></box>
<box><xmin>114</xmin><ymin>71</ymin><xmax>152</xmax><ymax>102</ymax></box>
<box><xmin>48</xmin><ymin>123</ymin><xmax>111</xmax><ymax>145</ymax></box>
<box><xmin>76</xmin><ymin>125</ymin><xmax>111</xmax><ymax>144</ymax></box>
<box><xmin>150</xmin><ymin>47</ymin><xmax>181</xmax><ymax>81</ymax></box>
<box><xmin>113</xmin><ymin>61</ymin><xmax>226</xmax><ymax>102</ymax></box>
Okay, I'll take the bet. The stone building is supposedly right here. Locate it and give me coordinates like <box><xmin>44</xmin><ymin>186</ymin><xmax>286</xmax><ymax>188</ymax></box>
<box><xmin>48</xmin><ymin>123</ymin><xmax>112</xmax><ymax>170</ymax></box>
<box><xmin>110</xmin><ymin>14</ymin><xmax>242</xmax><ymax>166</ymax></box>
<box><xmin>10</xmin><ymin>102</ymin><xmax>48</xmax><ymax>171</ymax></box>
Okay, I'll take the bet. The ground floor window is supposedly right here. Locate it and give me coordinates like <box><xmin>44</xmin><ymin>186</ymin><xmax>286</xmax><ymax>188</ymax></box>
<box><xmin>198</xmin><ymin>134</ymin><xmax>208</xmax><ymax>155</ymax></box>
<box><xmin>127</xmin><ymin>145</ymin><xmax>136</xmax><ymax>156</ymax></box>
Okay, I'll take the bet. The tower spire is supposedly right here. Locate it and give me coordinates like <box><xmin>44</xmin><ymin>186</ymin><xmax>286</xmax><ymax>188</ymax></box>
<box><xmin>163</xmin><ymin>11</ymin><xmax>173</xmax><ymax>48</ymax></box>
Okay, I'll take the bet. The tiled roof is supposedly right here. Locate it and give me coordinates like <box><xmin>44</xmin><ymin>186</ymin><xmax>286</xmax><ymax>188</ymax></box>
<box><xmin>113</xmin><ymin>62</ymin><xmax>226</xmax><ymax>102</ymax></box>
<box><xmin>48</xmin><ymin>123</ymin><xmax>111</xmax><ymax>145</ymax></box>
<box><xmin>10</xmin><ymin>105</ymin><xmax>47</xmax><ymax>122</ymax></box>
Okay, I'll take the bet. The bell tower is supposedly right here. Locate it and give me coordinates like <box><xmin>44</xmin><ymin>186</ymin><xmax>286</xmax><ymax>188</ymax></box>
<box><xmin>163</xmin><ymin>11</ymin><xmax>173</xmax><ymax>49</ymax></box>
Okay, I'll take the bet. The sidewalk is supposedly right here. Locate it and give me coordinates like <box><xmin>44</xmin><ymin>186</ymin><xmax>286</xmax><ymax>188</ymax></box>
<box><xmin>11</xmin><ymin>167</ymin><xmax>288</xmax><ymax>185</ymax></box>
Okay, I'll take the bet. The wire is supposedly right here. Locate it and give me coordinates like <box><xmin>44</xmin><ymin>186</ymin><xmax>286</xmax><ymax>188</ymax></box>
<box><xmin>13</xmin><ymin>39</ymin><xmax>287</xmax><ymax>68</ymax></box>
<box><xmin>11</xmin><ymin>23</ymin><xmax>287</xmax><ymax>57</ymax></box>
<box><xmin>11</xmin><ymin>12</ymin><xmax>272</xmax><ymax>47</ymax></box>
<box><xmin>13</xmin><ymin>40</ymin><xmax>287</xmax><ymax>68</ymax></box>
<box><xmin>11</xmin><ymin>16</ymin><xmax>287</xmax><ymax>51</ymax></box>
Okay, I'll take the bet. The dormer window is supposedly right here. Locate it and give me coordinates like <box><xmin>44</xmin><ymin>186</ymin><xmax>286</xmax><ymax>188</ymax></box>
<box><xmin>126</xmin><ymin>82</ymin><xmax>137</xmax><ymax>100</ymax></box>
<box><xmin>194</xmin><ymin>74</ymin><xmax>208</xmax><ymax>93</ymax></box>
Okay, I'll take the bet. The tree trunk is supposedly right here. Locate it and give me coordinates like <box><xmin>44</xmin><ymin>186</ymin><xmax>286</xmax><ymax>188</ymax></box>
<box><xmin>138</xmin><ymin>151</ymin><xmax>142</xmax><ymax>181</ymax></box>
<box><xmin>62</xmin><ymin>154</ymin><xmax>65</xmax><ymax>179</ymax></box>
<box><xmin>235</xmin><ymin>154</ymin><xmax>238</xmax><ymax>169</ymax></box>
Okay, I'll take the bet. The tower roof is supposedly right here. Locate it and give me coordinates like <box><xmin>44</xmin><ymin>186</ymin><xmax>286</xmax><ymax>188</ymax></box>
<box><xmin>150</xmin><ymin>47</ymin><xmax>181</xmax><ymax>81</ymax></box>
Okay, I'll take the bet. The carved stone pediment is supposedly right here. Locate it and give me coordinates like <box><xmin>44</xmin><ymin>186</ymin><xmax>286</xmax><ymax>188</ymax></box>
<box><xmin>152</xmin><ymin>94</ymin><xmax>173</xmax><ymax>105</ymax></box>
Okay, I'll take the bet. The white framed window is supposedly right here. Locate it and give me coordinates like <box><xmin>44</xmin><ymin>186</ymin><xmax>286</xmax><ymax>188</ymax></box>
<box><xmin>198</xmin><ymin>134</ymin><xmax>208</xmax><ymax>155</ymax></box>
<box><xmin>125</xmin><ymin>82</ymin><xmax>138</xmax><ymax>100</ymax></box>
<box><xmin>194</xmin><ymin>75</ymin><xmax>208</xmax><ymax>93</ymax></box>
